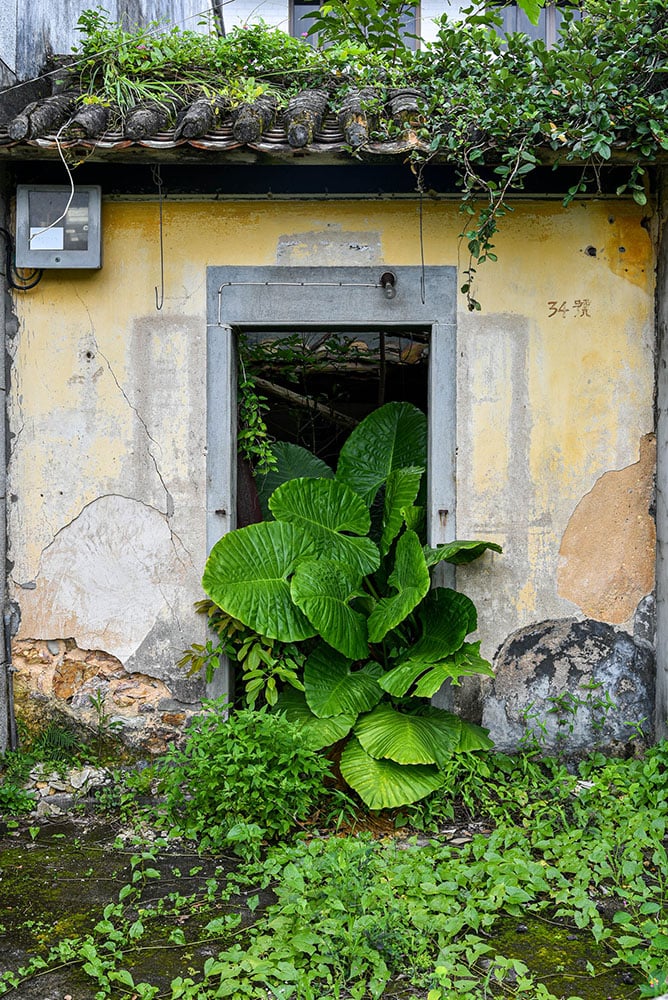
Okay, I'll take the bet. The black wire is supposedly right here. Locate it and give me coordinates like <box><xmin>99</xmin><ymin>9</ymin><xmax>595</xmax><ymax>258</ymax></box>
<box><xmin>0</xmin><ymin>227</ymin><xmax>44</xmax><ymax>290</ymax></box>
<box><xmin>152</xmin><ymin>166</ymin><xmax>165</xmax><ymax>310</ymax></box>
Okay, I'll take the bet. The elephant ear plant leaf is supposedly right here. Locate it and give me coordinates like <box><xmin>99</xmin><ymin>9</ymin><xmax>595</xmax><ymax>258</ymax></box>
<box><xmin>367</xmin><ymin>529</ymin><xmax>429</xmax><ymax>642</ymax></box>
<box><xmin>303</xmin><ymin>644</ymin><xmax>383</xmax><ymax>718</ymax></box>
<box><xmin>256</xmin><ymin>441</ymin><xmax>334</xmax><ymax>518</ymax></box>
<box><xmin>336</xmin><ymin>400</ymin><xmax>427</xmax><ymax>504</ymax></box>
<box><xmin>202</xmin><ymin>401</ymin><xmax>501</xmax><ymax>810</ymax></box>
<box><xmin>278</xmin><ymin>687</ymin><xmax>357</xmax><ymax>749</ymax></box>
<box><xmin>379</xmin><ymin>466</ymin><xmax>424</xmax><ymax>556</ymax></box>
<box><xmin>202</xmin><ymin>520</ymin><xmax>318</xmax><ymax>642</ymax></box>
<box><xmin>269</xmin><ymin>476</ymin><xmax>380</xmax><ymax>577</ymax></box>
<box><xmin>291</xmin><ymin>557</ymin><xmax>369</xmax><ymax>660</ymax></box>
<box><xmin>339</xmin><ymin>738</ymin><xmax>446</xmax><ymax>811</ymax></box>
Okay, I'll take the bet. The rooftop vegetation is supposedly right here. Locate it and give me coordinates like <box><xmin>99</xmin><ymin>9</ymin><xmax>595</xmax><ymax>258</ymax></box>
<box><xmin>72</xmin><ymin>0</ymin><xmax>668</xmax><ymax>306</ymax></box>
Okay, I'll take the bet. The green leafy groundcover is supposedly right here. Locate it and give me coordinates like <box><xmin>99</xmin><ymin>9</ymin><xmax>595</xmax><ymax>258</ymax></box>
<box><xmin>74</xmin><ymin>0</ymin><xmax>668</xmax><ymax>308</ymax></box>
<box><xmin>3</xmin><ymin>744</ymin><xmax>668</xmax><ymax>999</ymax></box>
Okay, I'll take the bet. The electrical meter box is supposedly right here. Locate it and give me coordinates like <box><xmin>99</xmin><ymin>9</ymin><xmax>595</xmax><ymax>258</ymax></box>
<box><xmin>15</xmin><ymin>185</ymin><xmax>102</xmax><ymax>268</ymax></box>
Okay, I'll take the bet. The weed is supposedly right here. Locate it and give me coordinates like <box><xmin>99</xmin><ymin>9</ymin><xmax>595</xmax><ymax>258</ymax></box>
<box><xmin>88</xmin><ymin>690</ymin><xmax>124</xmax><ymax>739</ymax></box>
<box><xmin>519</xmin><ymin>683</ymin><xmax>632</xmax><ymax>759</ymax></box>
<box><xmin>0</xmin><ymin>778</ymin><xmax>35</xmax><ymax>817</ymax></box>
<box><xmin>31</xmin><ymin>721</ymin><xmax>83</xmax><ymax>762</ymax></box>
<box><xmin>3</xmin><ymin>742</ymin><xmax>668</xmax><ymax>999</ymax></box>
<box><xmin>156</xmin><ymin>701</ymin><xmax>332</xmax><ymax>855</ymax></box>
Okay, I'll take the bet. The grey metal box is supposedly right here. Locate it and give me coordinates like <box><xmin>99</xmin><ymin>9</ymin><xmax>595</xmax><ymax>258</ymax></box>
<box><xmin>15</xmin><ymin>185</ymin><xmax>102</xmax><ymax>269</ymax></box>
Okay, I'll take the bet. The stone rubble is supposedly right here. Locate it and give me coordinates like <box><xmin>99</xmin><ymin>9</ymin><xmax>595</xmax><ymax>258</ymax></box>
<box><xmin>22</xmin><ymin>763</ymin><xmax>112</xmax><ymax>817</ymax></box>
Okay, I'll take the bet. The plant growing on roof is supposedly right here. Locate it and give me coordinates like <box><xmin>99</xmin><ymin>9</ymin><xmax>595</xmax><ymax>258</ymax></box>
<box><xmin>73</xmin><ymin>0</ymin><xmax>667</xmax><ymax>309</ymax></box>
<box><xmin>74</xmin><ymin>10</ymin><xmax>318</xmax><ymax>112</ymax></box>
<box><xmin>202</xmin><ymin>401</ymin><xmax>501</xmax><ymax>810</ymax></box>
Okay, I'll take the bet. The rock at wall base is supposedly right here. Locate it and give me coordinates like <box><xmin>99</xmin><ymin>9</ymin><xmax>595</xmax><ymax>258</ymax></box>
<box><xmin>482</xmin><ymin>614</ymin><xmax>655</xmax><ymax>755</ymax></box>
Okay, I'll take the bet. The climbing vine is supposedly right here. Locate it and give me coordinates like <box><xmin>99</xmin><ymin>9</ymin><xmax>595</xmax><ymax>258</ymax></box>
<box><xmin>72</xmin><ymin>0</ymin><xmax>668</xmax><ymax>308</ymax></box>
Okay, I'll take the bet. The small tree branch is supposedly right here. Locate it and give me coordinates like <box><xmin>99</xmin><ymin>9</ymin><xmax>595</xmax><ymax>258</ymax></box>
<box><xmin>253</xmin><ymin>377</ymin><xmax>358</xmax><ymax>430</ymax></box>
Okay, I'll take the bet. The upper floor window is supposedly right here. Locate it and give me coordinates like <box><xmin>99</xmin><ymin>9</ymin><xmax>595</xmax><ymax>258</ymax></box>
<box><xmin>290</xmin><ymin>0</ymin><xmax>419</xmax><ymax>48</ymax></box>
<box><xmin>497</xmin><ymin>2</ymin><xmax>581</xmax><ymax>46</ymax></box>
<box><xmin>286</xmin><ymin>1</ymin><xmax>577</xmax><ymax>48</ymax></box>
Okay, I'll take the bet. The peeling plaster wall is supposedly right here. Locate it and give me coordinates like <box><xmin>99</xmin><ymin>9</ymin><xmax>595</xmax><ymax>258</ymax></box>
<box><xmin>7</xmin><ymin>197</ymin><xmax>657</xmax><ymax>747</ymax></box>
<box><xmin>0</xmin><ymin>166</ymin><xmax>11</xmax><ymax>753</ymax></box>
<box><xmin>656</xmin><ymin>171</ymin><xmax>668</xmax><ymax>740</ymax></box>
<box><xmin>557</xmin><ymin>433</ymin><xmax>656</xmax><ymax>623</ymax></box>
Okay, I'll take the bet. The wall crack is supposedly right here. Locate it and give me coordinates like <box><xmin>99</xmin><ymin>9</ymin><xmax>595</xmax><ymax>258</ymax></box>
<box><xmin>75</xmin><ymin>289</ymin><xmax>175</xmax><ymax>519</ymax></box>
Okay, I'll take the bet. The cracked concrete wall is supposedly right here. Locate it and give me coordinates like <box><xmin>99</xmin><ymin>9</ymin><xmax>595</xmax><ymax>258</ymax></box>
<box><xmin>6</xmin><ymin>197</ymin><xmax>657</xmax><ymax>749</ymax></box>
<box><xmin>656</xmin><ymin>171</ymin><xmax>668</xmax><ymax>740</ymax></box>
<box><xmin>8</xmin><ymin>201</ymin><xmax>208</xmax><ymax>745</ymax></box>
<box><xmin>0</xmin><ymin>166</ymin><xmax>11</xmax><ymax>753</ymax></box>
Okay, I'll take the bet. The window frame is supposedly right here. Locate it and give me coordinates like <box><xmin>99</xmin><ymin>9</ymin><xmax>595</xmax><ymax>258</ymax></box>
<box><xmin>496</xmin><ymin>1</ymin><xmax>582</xmax><ymax>46</ymax></box>
<box><xmin>289</xmin><ymin>0</ymin><xmax>420</xmax><ymax>48</ymax></box>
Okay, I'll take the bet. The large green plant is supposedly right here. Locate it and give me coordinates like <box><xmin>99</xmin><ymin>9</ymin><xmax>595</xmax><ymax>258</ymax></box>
<box><xmin>202</xmin><ymin>402</ymin><xmax>500</xmax><ymax>809</ymax></box>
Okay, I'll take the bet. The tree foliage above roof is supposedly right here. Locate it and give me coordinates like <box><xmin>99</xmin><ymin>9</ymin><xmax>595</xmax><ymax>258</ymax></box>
<box><xmin>72</xmin><ymin>0</ymin><xmax>667</xmax><ymax>307</ymax></box>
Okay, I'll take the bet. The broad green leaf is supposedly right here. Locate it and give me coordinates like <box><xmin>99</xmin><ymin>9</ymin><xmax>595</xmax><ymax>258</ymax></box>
<box><xmin>304</xmin><ymin>644</ymin><xmax>383</xmax><ymax>718</ymax></box>
<box><xmin>413</xmin><ymin>643</ymin><xmax>495</xmax><ymax>698</ymax></box>
<box><xmin>203</xmin><ymin>521</ymin><xmax>317</xmax><ymax>642</ymax></box>
<box><xmin>403</xmin><ymin>505</ymin><xmax>425</xmax><ymax>535</ymax></box>
<box><xmin>291</xmin><ymin>558</ymin><xmax>368</xmax><ymax>660</ymax></box>
<box><xmin>354</xmin><ymin>704</ymin><xmax>461</xmax><ymax>765</ymax></box>
<box><xmin>457</xmin><ymin>720</ymin><xmax>494</xmax><ymax>752</ymax></box>
<box><xmin>367</xmin><ymin>530</ymin><xmax>430</xmax><ymax>643</ymax></box>
<box><xmin>270</xmin><ymin>477</ymin><xmax>380</xmax><ymax>577</ymax></box>
<box><xmin>516</xmin><ymin>0</ymin><xmax>543</xmax><ymax>24</ymax></box>
<box><xmin>378</xmin><ymin>659</ymin><xmax>428</xmax><ymax>698</ymax></box>
<box><xmin>336</xmin><ymin>401</ymin><xmax>427</xmax><ymax>505</ymax></box>
<box><xmin>424</xmin><ymin>539</ymin><xmax>502</xmax><ymax>567</ymax></box>
<box><xmin>398</xmin><ymin>588</ymin><xmax>477</xmax><ymax>665</ymax></box>
<box><xmin>256</xmin><ymin>442</ymin><xmax>333</xmax><ymax>519</ymax></box>
<box><xmin>380</xmin><ymin>467</ymin><xmax>424</xmax><ymax>556</ymax></box>
<box><xmin>340</xmin><ymin>737</ymin><xmax>444</xmax><ymax>809</ymax></box>
<box><xmin>275</xmin><ymin>689</ymin><xmax>355</xmax><ymax>750</ymax></box>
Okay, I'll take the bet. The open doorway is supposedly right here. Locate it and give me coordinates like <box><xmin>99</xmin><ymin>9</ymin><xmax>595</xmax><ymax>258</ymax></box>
<box><xmin>237</xmin><ymin>328</ymin><xmax>430</xmax><ymax>526</ymax></box>
<box><xmin>206</xmin><ymin>265</ymin><xmax>457</xmax><ymax>697</ymax></box>
<box><xmin>240</xmin><ymin>328</ymin><xmax>429</xmax><ymax>487</ymax></box>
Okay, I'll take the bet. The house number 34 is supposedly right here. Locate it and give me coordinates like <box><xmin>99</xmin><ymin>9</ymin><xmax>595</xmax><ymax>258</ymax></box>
<box><xmin>547</xmin><ymin>299</ymin><xmax>592</xmax><ymax>318</ymax></box>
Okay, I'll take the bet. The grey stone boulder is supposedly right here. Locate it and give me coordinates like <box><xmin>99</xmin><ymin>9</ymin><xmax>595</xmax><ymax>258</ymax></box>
<box><xmin>482</xmin><ymin>616</ymin><xmax>654</xmax><ymax>754</ymax></box>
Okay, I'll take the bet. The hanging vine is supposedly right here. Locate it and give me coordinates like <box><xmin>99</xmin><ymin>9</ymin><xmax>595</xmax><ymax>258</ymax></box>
<box><xmin>72</xmin><ymin>1</ymin><xmax>668</xmax><ymax>309</ymax></box>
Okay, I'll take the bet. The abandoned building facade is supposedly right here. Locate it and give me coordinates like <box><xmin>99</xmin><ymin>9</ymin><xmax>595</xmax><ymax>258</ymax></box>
<box><xmin>0</xmin><ymin>0</ymin><xmax>666</xmax><ymax>755</ymax></box>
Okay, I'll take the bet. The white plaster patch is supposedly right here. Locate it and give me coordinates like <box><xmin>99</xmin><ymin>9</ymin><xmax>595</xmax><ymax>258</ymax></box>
<box><xmin>276</xmin><ymin>228</ymin><xmax>382</xmax><ymax>265</ymax></box>
<box><xmin>17</xmin><ymin>495</ymin><xmax>182</xmax><ymax>663</ymax></box>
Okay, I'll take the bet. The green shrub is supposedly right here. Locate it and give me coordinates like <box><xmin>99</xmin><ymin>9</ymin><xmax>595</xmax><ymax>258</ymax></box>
<box><xmin>158</xmin><ymin>700</ymin><xmax>331</xmax><ymax>854</ymax></box>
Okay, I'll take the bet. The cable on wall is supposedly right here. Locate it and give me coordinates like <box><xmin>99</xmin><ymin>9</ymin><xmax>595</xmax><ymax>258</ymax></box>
<box><xmin>26</xmin><ymin>121</ymin><xmax>76</xmax><ymax>246</ymax></box>
<box><xmin>419</xmin><ymin>189</ymin><xmax>426</xmax><ymax>306</ymax></box>
<box><xmin>153</xmin><ymin>165</ymin><xmax>165</xmax><ymax>311</ymax></box>
<box><xmin>0</xmin><ymin>227</ymin><xmax>43</xmax><ymax>290</ymax></box>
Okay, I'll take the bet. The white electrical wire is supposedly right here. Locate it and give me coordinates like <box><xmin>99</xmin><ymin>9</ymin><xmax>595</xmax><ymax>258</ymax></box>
<box><xmin>26</xmin><ymin>119</ymin><xmax>76</xmax><ymax>246</ymax></box>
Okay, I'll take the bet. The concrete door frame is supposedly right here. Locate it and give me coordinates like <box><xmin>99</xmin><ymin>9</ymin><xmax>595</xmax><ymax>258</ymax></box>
<box><xmin>205</xmin><ymin>264</ymin><xmax>458</xmax><ymax>550</ymax></box>
<box><xmin>204</xmin><ymin>264</ymin><xmax>458</xmax><ymax>698</ymax></box>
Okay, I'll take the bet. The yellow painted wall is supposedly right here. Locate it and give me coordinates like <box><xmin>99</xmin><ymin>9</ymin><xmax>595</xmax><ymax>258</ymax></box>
<box><xmin>8</xmin><ymin>196</ymin><xmax>656</xmax><ymax>689</ymax></box>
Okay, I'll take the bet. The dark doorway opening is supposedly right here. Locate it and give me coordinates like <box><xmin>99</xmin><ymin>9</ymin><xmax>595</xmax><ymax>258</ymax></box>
<box><xmin>241</xmin><ymin>329</ymin><xmax>430</xmax><ymax>470</ymax></box>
